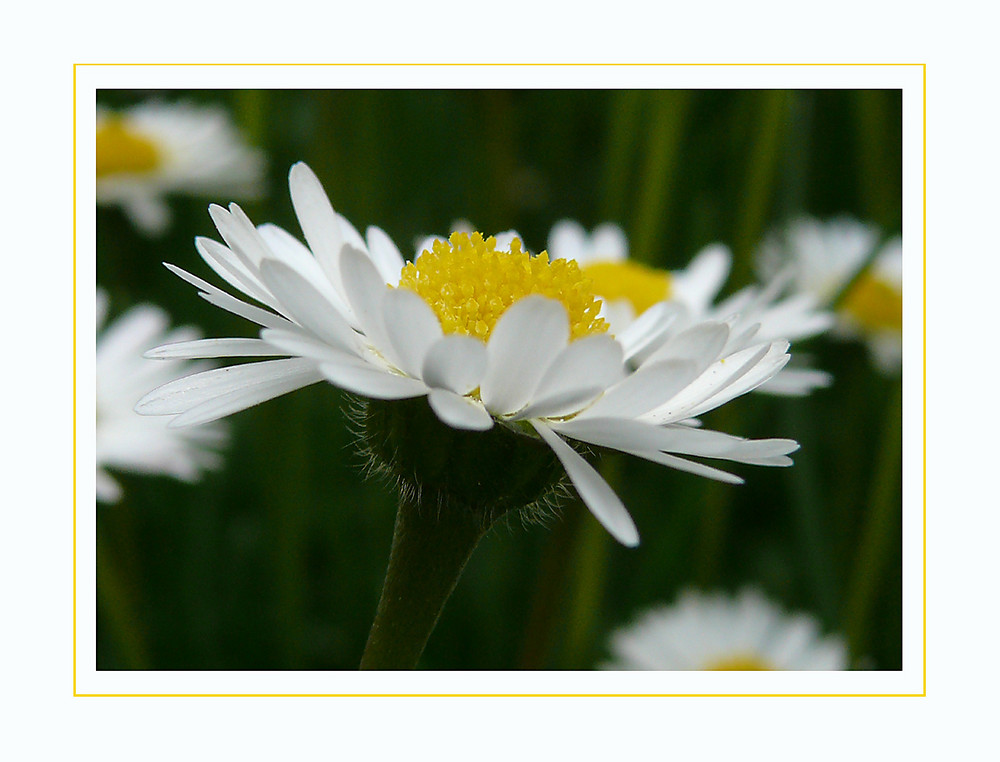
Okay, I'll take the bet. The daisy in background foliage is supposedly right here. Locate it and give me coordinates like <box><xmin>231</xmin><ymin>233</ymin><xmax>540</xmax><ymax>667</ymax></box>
<box><xmin>546</xmin><ymin>220</ymin><xmax>836</xmax><ymax>397</ymax></box>
<box><xmin>96</xmin><ymin>290</ymin><xmax>226</xmax><ymax>503</ymax></box>
<box><xmin>604</xmin><ymin>588</ymin><xmax>848</xmax><ymax>670</ymax></box>
<box><xmin>757</xmin><ymin>217</ymin><xmax>903</xmax><ymax>374</ymax></box>
<box><xmin>96</xmin><ymin>101</ymin><xmax>265</xmax><ymax>236</ymax></box>
<box><xmin>136</xmin><ymin>162</ymin><xmax>800</xmax><ymax>669</ymax></box>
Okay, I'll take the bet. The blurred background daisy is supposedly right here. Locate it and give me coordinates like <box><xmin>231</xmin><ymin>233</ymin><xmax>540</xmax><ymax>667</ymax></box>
<box><xmin>96</xmin><ymin>289</ymin><xmax>227</xmax><ymax>502</ymax></box>
<box><xmin>94</xmin><ymin>89</ymin><xmax>902</xmax><ymax>671</ymax></box>
<box><xmin>758</xmin><ymin>217</ymin><xmax>903</xmax><ymax>374</ymax></box>
<box><xmin>96</xmin><ymin>100</ymin><xmax>265</xmax><ymax>236</ymax></box>
<box><xmin>603</xmin><ymin>588</ymin><xmax>848</xmax><ymax>670</ymax></box>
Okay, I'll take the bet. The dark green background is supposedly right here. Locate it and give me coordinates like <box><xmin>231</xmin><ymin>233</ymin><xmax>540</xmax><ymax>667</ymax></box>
<box><xmin>96</xmin><ymin>89</ymin><xmax>903</xmax><ymax>670</ymax></box>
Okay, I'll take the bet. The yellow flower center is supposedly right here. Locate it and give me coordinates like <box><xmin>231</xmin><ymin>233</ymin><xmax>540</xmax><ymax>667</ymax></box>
<box><xmin>398</xmin><ymin>232</ymin><xmax>608</xmax><ymax>342</ymax></box>
<box><xmin>580</xmin><ymin>260</ymin><xmax>672</xmax><ymax>315</ymax></box>
<box><xmin>705</xmin><ymin>655</ymin><xmax>774</xmax><ymax>671</ymax></box>
<box><xmin>96</xmin><ymin>118</ymin><xmax>162</xmax><ymax>179</ymax></box>
<box><xmin>840</xmin><ymin>273</ymin><xmax>902</xmax><ymax>333</ymax></box>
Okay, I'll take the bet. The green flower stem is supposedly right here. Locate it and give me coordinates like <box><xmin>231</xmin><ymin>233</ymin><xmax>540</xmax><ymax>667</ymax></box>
<box><xmin>359</xmin><ymin>494</ymin><xmax>489</xmax><ymax>670</ymax></box>
<box><xmin>97</xmin><ymin>537</ymin><xmax>149</xmax><ymax>670</ymax></box>
<box><xmin>557</xmin><ymin>455</ymin><xmax>620</xmax><ymax>668</ymax></box>
<box><xmin>843</xmin><ymin>382</ymin><xmax>903</xmax><ymax>658</ymax></box>
<box><xmin>781</xmin><ymin>402</ymin><xmax>839</xmax><ymax>625</ymax></box>
<box><xmin>730</xmin><ymin>90</ymin><xmax>790</xmax><ymax>288</ymax></box>
<box><xmin>630</xmin><ymin>91</ymin><xmax>692</xmax><ymax>265</ymax></box>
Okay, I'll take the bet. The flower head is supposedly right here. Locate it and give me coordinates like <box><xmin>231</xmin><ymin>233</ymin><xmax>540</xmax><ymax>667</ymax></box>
<box><xmin>97</xmin><ymin>290</ymin><xmax>227</xmax><ymax>502</ymax></box>
<box><xmin>758</xmin><ymin>216</ymin><xmax>902</xmax><ymax>373</ymax></box>
<box><xmin>96</xmin><ymin>101</ymin><xmax>264</xmax><ymax>235</ymax></box>
<box><xmin>604</xmin><ymin>588</ymin><xmax>848</xmax><ymax>670</ymax></box>
<box><xmin>137</xmin><ymin>163</ymin><xmax>800</xmax><ymax>546</ymax></box>
<box><xmin>547</xmin><ymin>220</ymin><xmax>836</xmax><ymax>396</ymax></box>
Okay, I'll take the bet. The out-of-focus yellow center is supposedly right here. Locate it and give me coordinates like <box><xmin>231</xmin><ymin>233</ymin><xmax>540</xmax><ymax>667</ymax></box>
<box><xmin>96</xmin><ymin>118</ymin><xmax>161</xmax><ymax>178</ymax></box>
<box><xmin>580</xmin><ymin>260</ymin><xmax>672</xmax><ymax>315</ymax></box>
<box><xmin>841</xmin><ymin>273</ymin><xmax>902</xmax><ymax>333</ymax></box>
<box><xmin>705</xmin><ymin>655</ymin><xmax>774</xmax><ymax>671</ymax></box>
<box><xmin>398</xmin><ymin>232</ymin><xmax>608</xmax><ymax>342</ymax></box>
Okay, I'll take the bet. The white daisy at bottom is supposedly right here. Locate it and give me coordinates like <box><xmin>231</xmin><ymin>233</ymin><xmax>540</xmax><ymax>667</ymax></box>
<box><xmin>97</xmin><ymin>290</ymin><xmax>227</xmax><ymax>502</ymax></box>
<box><xmin>136</xmin><ymin>162</ymin><xmax>801</xmax><ymax>547</ymax></box>
<box><xmin>546</xmin><ymin>220</ymin><xmax>836</xmax><ymax>397</ymax></box>
<box><xmin>96</xmin><ymin>100</ymin><xmax>265</xmax><ymax>235</ymax></box>
<box><xmin>604</xmin><ymin>588</ymin><xmax>848</xmax><ymax>670</ymax></box>
<box><xmin>758</xmin><ymin>216</ymin><xmax>902</xmax><ymax>374</ymax></box>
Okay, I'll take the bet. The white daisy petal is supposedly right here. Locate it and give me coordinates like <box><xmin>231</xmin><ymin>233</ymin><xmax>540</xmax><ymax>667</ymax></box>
<box><xmin>554</xmin><ymin>417</ymin><xmax>785</xmax><ymax>463</ymax></box>
<box><xmin>136</xmin><ymin>358</ymin><xmax>319</xmax><ymax>416</ymax></box>
<box><xmin>590</xmin><ymin>223</ymin><xmax>629</xmax><ymax>262</ymax></box>
<box><xmin>670</xmin><ymin>243</ymin><xmax>732</xmax><ymax>309</ymax></box>
<box><xmin>683</xmin><ymin>341</ymin><xmax>791</xmax><ymax>419</ymax></box>
<box><xmin>319</xmin><ymin>360</ymin><xmax>428</xmax><ymax>400</ymax></box>
<box><xmin>339</xmin><ymin>245</ymin><xmax>397</xmax><ymax>364</ymax></box>
<box><xmin>121</xmin><ymin>194</ymin><xmax>171</xmax><ymax>235</ymax></box>
<box><xmin>548</xmin><ymin>219</ymin><xmax>588</xmax><ymax>263</ymax></box>
<box><xmin>381</xmin><ymin>288</ymin><xmax>443</xmax><ymax>377</ymax></box>
<box><xmin>259</xmin><ymin>328</ymin><xmax>360</xmax><ymax>364</ymax></box>
<box><xmin>481</xmin><ymin>296</ymin><xmax>570</xmax><ymax>415</ymax></box>
<box><xmin>493</xmin><ymin>230</ymin><xmax>521</xmax><ymax>252</ymax></box>
<box><xmin>757</xmin><ymin>367</ymin><xmax>833</xmax><ymax>396</ymax></box>
<box><xmin>421</xmin><ymin>335</ymin><xmax>488</xmax><ymax>395</ymax></box>
<box><xmin>624</xmin><ymin>450</ymin><xmax>745</xmax><ymax>484</ymax></box>
<box><xmin>366</xmin><ymin>226</ymin><xmax>407</xmax><ymax>285</ymax></box>
<box><xmin>207</xmin><ymin>204</ymin><xmax>269</xmax><ymax>269</ymax></box>
<box><xmin>578</xmin><ymin>360</ymin><xmax>699</xmax><ymax>420</ymax></box>
<box><xmin>96</xmin><ymin>469</ymin><xmax>123</xmax><ymax>503</ymax></box>
<box><xmin>256</xmin><ymin>223</ymin><xmax>358</xmax><ymax>327</ymax></box>
<box><xmin>527</xmin><ymin>334</ymin><xmax>625</xmax><ymax>408</ymax></box>
<box><xmin>195</xmin><ymin>236</ymin><xmax>274</xmax><ymax>307</ymax></box>
<box><xmin>513</xmin><ymin>386</ymin><xmax>609</xmax><ymax>421</ymax></box>
<box><xmin>642</xmin><ymin>321</ymin><xmax>730</xmax><ymax>370</ymax></box>
<box><xmin>415</xmin><ymin>234</ymin><xmax>446</xmax><ymax>258</ymax></box>
<box><xmin>257</xmin><ymin>259</ymin><xmax>361</xmax><ymax>356</ymax></box>
<box><xmin>641</xmin><ymin>342</ymin><xmax>775</xmax><ymax>425</ymax></box>
<box><xmin>165</xmin><ymin>263</ymin><xmax>291</xmax><ymax>331</ymax></box>
<box><xmin>97</xmin><ymin>304</ymin><xmax>169</xmax><ymax>367</ymax></box>
<box><xmin>170</xmin><ymin>364</ymin><xmax>325</xmax><ymax>427</ymax></box>
<box><xmin>531</xmin><ymin>421</ymin><xmax>639</xmax><ymax>547</ymax></box>
<box><xmin>288</xmin><ymin>162</ymin><xmax>346</xmax><ymax>289</ymax></box>
<box><xmin>255</xmin><ymin>223</ymin><xmax>321</xmax><ymax>275</ymax></box>
<box><xmin>145</xmin><ymin>338</ymin><xmax>279</xmax><ymax>359</ymax></box>
<box><xmin>616</xmin><ymin>302</ymin><xmax>683</xmax><ymax>362</ymax></box>
<box><xmin>427</xmin><ymin>389</ymin><xmax>494</xmax><ymax>431</ymax></box>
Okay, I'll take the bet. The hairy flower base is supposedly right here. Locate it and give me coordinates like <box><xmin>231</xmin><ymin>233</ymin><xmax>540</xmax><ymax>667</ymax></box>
<box><xmin>359</xmin><ymin>395</ymin><xmax>567</xmax><ymax>526</ymax></box>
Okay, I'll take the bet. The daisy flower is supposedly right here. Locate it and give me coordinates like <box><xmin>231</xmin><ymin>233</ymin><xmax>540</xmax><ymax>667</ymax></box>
<box><xmin>604</xmin><ymin>588</ymin><xmax>848</xmax><ymax>670</ymax></box>
<box><xmin>96</xmin><ymin>101</ymin><xmax>265</xmax><ymax>236</ymax></box>
<box><xmin>546</xmin><ymin>220</ymin><xmax>836</xmax><ymax>396</ymax></box>
<box><xmin>136</xmin><ymin>163</ymin><xmax>800</xmax><ymax>547</ymax></box>
<box><xmin>96</xmin><ymin>290</ymin><xmax>227</xmax><ymax>503</ymax></box>
<box><xmin>757</xmin><ymin>217</ymin><xmax>902</xmax><ymax>374</ymax></box>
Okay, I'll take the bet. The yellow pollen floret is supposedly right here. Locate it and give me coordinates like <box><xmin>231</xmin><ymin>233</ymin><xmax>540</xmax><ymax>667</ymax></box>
<box><xmin>581</xmin><ymin>260</ymin><xmax>672</xmax><ymax>315</ymax></box>
<box><xmin>705</xmin><ymin>655</ymin><xmax>774</xmax><ymax>671</ymax></box>
<box><xmin>96</xmin><ymin>118</ymin><xmax>162</xmax><ymax>178</ymax></box>
<box><xmin>397</xmin><ymin>232</ymin><xmax>608</xmax><ymax>342</ymax></box>
<box><xmin>840</xmin><ymin>273</ymin><xmax>903</xmax><ymax>333</ymax></box>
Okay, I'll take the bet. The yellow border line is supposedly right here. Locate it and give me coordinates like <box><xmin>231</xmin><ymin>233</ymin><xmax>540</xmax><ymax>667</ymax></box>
<box><xmin>73</xmin><ymin>62</ymin><xmax>78</xmax><ymax>698</ymax></box>
<box><xmin>74</xmin><ymin>693</ymin><xmax>922</xmax><ymax>698</ymax></box>
<box><xmin>75</xmin><ymin>63</ymin><xmax>926</xmax><ymax>698</ymax></box>
<box><xmin>76</xmin><ymin>62</ymin><xmax>925</xmax><ymax>66</ymax></box>
<box><xmin>922</xmin><ymin>62</ymin><xmax>927</xmax><ymax>697</ymax></box>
